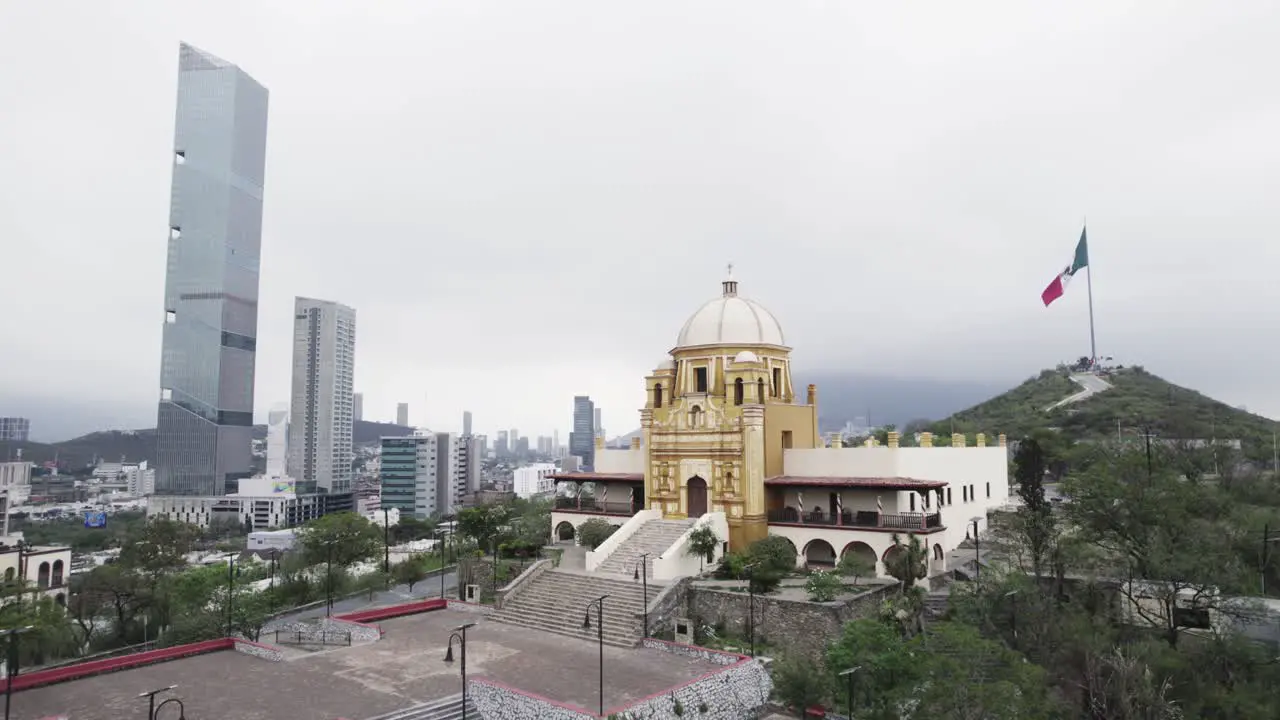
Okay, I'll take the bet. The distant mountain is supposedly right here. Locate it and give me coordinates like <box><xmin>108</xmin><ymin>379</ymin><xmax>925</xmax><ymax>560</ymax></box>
<box><xmin>929</xmin><ymin>365</ymin><xmax>1280</xmax><ymax>460</ymax></box>
<box><xmin>2</xmin><ymin>420</ymin><xmax>414</xmax><ymax>472</ymax></box>
<box><xmin>796</xmin><ymin>371</ymin><xmax>1008</xmax><ymax>433</ymax></box>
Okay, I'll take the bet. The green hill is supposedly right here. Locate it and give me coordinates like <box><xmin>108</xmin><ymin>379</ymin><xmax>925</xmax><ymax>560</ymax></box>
<box><xmin>930</xmin><ymin>366</ymin><xmax>1280</xmax><ymax>461</ymax></box>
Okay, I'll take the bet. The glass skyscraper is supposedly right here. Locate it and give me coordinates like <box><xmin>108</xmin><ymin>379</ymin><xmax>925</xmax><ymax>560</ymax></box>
<box><xmin>155</xmin><ymin>43</ymin><xmax>269</xmax><ymax>496</ymax></box>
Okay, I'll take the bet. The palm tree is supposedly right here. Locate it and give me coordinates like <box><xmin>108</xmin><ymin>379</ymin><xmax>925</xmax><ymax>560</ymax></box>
<box><xmin>884</xmin><ymin>533</ymin><xmax>928</xmax><ymax>591</ymax></box>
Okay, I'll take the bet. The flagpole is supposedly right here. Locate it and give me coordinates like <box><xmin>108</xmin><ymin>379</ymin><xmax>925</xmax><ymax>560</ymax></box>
<box><xmin>1085</xmin><ymin>223</ymin><xmax>1097</xmax><ymax>366</ymax></box>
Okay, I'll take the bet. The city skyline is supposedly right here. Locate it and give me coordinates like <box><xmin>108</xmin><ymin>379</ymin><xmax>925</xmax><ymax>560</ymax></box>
<box><xmin>153</xmin><ymin>43</ymin><xmax>269</xmax><ymax>497</ymax></box>
<box><xmin>5</xmin><ymin>3</ymin><xmax>1280</xmax><ymax>443</ymax></box>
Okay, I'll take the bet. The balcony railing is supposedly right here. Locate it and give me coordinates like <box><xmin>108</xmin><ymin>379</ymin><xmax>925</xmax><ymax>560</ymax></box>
<box><xmin>553</xmin><ymin>497</ymin><xmax>638</xmax><ymax>515</ymax></box>
<box><xmin>767</xmin><ymin>508</ymin><xmax>943</xmax><ymax>532</ymax></box>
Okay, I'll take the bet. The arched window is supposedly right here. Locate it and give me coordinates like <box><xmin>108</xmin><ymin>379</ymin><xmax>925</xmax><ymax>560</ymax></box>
<box><xmin>37</xmin><ymin>561</ymin><xmax>50</xmax><ymax>589</ymax></box>
<box><xmin>757</xmin><ymin>379</ymin><xmax>766</xmax><ymax>404</ymax></box>
<box><xmin>734</xmin><ymin>378</ymin><xmax>744</xmax><ymax>405</ymax></box>
<box><xmin>653</xmin><ymin>383</ymin><xmax>664</xmax><ymax>409</ymax></box>
<box><xmin>690</xmin><ymin>405</ymin><xmax>703</xmax><ymax>427</ymax></box>
<box><xmin>52</xmin><ymin>559</ymin><xmax>64</xmax><ymax>587</ymax></box>
<box><xmin>3</xmin><ymin>568</ymin><xmax>12</xmax><ymax>582</ymax></box>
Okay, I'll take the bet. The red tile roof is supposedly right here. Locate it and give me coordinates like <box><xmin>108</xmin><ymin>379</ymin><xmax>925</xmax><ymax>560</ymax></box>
<box><xmin>764</xmin><ymin>476</ymin><xmax>947</xmax><ymax>490</ymax></box>
<box><xmin>547</xmin><ymin>472</ymin><xmax>644</xmax><ymax>482</ymax></box>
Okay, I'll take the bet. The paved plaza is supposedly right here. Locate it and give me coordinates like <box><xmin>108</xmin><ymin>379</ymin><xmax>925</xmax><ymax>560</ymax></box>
<box><xmin>14</xmin><ymin>608</ymin><xmax>723</xmax><ymax>720</ymax></box>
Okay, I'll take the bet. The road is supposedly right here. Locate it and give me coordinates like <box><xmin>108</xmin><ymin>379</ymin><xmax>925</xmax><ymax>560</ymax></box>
<box><xmin>271</xmin><ymin>570</ymin><xmax>460</xmax><ymax>623</ymax></box>
<box><xmin>1044</xmin><ymin>372</ymin><xmax>1113</xmax><ymax>411</ymax></box>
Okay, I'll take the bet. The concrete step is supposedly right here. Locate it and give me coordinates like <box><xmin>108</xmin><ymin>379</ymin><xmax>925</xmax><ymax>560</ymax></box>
<box><xmin>363</xmin><ymin>693</ymin><xmax>478</xmax><ymax>720</ymax></box>
<box><xmin>489</xmin><ymin>612</ymin><xmax>638</xmax><ymax>647</ymax></box>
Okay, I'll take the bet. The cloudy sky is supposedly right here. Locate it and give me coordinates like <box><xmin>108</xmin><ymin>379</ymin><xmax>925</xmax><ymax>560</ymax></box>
<box><xmin>2</xmin><ymin>0</ymin><xmax>1277</xmax><ymax>442</ymax></box>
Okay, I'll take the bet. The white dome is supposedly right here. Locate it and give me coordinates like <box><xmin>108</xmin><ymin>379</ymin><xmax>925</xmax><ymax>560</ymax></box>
<box><xmin>676</xmin><ymin>274</ymin><xmax>786</xmax><ymax>349</ymax></box>
<box><xmin>733</xmin><ymin>350</ymin><xmax>760</xmax><ymax>364</ymax></box>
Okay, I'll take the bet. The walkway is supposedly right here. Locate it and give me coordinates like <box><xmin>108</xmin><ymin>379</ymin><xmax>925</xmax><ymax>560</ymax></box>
<box><xmin>1044</xmin><ymin>372</ymin><xmax>1113</xmax><ymax>411</ymax></box>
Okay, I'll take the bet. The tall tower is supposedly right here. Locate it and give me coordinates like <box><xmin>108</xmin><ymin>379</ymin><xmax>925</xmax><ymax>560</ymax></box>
<box><xmin>155</xmin><ymin>43</ymin><xmax>269</xmax><ymax>497</ymax></box>
<box><xmin>462</xmin><ymin>411</ymin><xmax>473</xmax><ymax>437</ymax></box>
<box><xmin>643</xmin><ymin>270</ymin><xmax>818</xmax><ymax>550</ymax></box>
<box><xmin>287</xmin><ymin>297</ymin><xmax>357</xmax><ymax>495</ymax></box>
<box><xmin>396</xmin><ymin>403</ymin><xmax>409</xmax><ymax>426</ymax></box>
<box><xmin>352</xmin><ymin>393</ymin><xmax>364</xmax><ymax>422</ymax></box>
<box><xmin>265</xmin><ymin>405</ymin><xmax>288</xmax><ymax>478</ymax></box>
<box><xmin>570</xmin><ymin>396</ymin><xmax>595</xmax><ymax>468</ymax></box>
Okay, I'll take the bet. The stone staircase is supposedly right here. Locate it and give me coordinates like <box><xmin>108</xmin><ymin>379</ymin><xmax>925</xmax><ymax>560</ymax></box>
<box><xmin>923</xmin><ymin>591</ymin><xmax>950</xmax><ymax>620</ymax></box>
<box><xmin>363</xmin><ymin>693</ymin><xmax>477</xmax><ymax>720</ymax></box>
<box><xmin>594</xmin><ymin>518</ymin><xmax>695</xmax><ymax>579</ymax></box>
<box><xmin>490</xmin><ymin>569</ymin><xmax>654</xmax><ymax>647</ymax></box>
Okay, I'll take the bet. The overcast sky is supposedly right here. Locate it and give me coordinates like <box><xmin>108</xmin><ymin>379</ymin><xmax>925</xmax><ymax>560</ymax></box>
<box><xmin>3</xmin><ymin>1</ymin><xmax>1278</xmax><ymax>442</ymax></box>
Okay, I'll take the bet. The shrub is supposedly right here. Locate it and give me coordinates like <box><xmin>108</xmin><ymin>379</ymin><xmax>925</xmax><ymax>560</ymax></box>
<box><xmin>578</xmin><ymin>519</ymin><xmax>620</xmax><ymax>550</ymax></box>
<box><xmin>805</xmin><ymin>570</ymin><xmax>844</xmax><ymax>602</ymax></box>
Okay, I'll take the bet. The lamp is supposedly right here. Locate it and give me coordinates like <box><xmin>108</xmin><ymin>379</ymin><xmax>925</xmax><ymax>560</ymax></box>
<box><xmin>443</xmin><ymin>622</ymin><xmax>476</xmax><ymax>720</ymax></box>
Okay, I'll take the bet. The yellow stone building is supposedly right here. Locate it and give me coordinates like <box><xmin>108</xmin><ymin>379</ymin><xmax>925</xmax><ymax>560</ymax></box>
<box><xmin>640</xmin><ymin>270</ymin><xmax>819</xmax><ymax>550</ymax></box>
<box><xmin>550</xmin><ymin>269</ymin><xmax>1011</xmax><ymax>575</ymax></box>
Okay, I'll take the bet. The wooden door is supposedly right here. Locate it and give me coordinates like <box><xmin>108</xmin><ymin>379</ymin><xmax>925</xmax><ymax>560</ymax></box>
<box><xmin>687</xmin><ymin>476</ymin><xmax>708</xmax><ymax>518</ymax></box>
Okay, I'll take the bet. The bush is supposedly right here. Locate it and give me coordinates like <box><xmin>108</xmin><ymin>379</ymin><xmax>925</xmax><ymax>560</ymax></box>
<box><xmin>577</xmin><ymin>519</ymin><xmax>619</xmax><ymax>550</ymax></box>
<box><xmin>805</xmin><ymin>570</ymin><xmax>844</xmax><ymax>602</ymax></box>
<box><xmin>748</xmin><ymin>536</ymin><xmax>797</xmax><ymax>575</ymax></box>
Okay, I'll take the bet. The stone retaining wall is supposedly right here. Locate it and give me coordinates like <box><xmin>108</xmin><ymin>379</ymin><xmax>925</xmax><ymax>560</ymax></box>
<box><xmin>609</xmin><ymin>659</ymin><xmax>772</xmax><ymax>720</ymax></box>
<box><xmin>470</xmin><ymin>678</ymin><xmax>596</xmax><ymax>720</ymax></box>
<box><xmin>324</xmin><ymin>617</ymin><xmax>382</xmax><ymax>642</ymax></box>
<box><xmin>234</xmin><ymin>639</ymin><xmax>285</xmax><ymax>662</ymax></box>
<box><xmin>263</xmin><ymin>617</ymin><xmax>380</xmax><ymax>645</ymax></box>
<box><xmin>642</xmin><ymin>576</ymin><xmax>691</xmax><ymax>639</ymax></box>
<box><xmin>685</xmin><ymin>583</ymin><xmax>897</xmax><ymax>663</ymax></box>
<box><xmin>641</xmin><ymin>638</ymin><xmax>741</xmax><ymax>666</ymax></box>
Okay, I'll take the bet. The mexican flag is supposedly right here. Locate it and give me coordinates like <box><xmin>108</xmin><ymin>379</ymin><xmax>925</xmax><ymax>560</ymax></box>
<box><xmin>1041</xmin><ymin>228</ymin><xmax>1089</xmax><ymax>306</ymax></box>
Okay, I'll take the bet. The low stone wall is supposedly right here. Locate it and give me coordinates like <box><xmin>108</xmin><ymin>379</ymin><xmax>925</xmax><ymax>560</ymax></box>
<box><xmin>263</xmin><ymin>617</ymin><xmax>380</xmax><ymax>645</ymax></box>
<box><xmin>685</xmin><ymin>582</ymin><xmax>897</xmax><ymax>663</ymax></box>
<box><xmin>641</xmin><ymin>638</ymin><xmax>742</xmax><ymax>666</ymax></box>
<box><xmin>642</xmin><ymin>576</ymin><xmax>692</xmax><ymax>639</ymax></box>
<box><xmin>324</xmin><ymin>617</ymin><xmax>382</xmax><ymax>643</ymax></box>
<box><xmin>609</xmin><ymin>659</ymin><xmax>772</xmax><ymax>720</ymax></box>
<box><xmin>447</xmin><ymin>599</ymin><xmax>495</xmax><ymax>615</ymax></box>
<box><xmin>496</xmin><ymin>559</ymin><xmax>551</xmax><ymax>611</ymax></box>
<box><xmin>470</xmin><ymin>678</ymin><xmax>596</xmax><ymax>720</ymax></box>
<box><xmin>234</xmin><ymin>639</ymin><xmax>285</xmax><ymax>662</ymax></box>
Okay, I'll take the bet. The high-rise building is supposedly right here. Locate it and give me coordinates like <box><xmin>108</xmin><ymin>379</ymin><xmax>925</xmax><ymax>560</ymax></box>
<box><xmin>286</xmin><ymin>297</ymin><xmax>356</xmax><ymax>495</ymax></box>
<box><xmin>569</xmin><ymin>395</ymin><xmax>595</xmax><ymax>469</ymax></box>
<box><xmin>379</xmin><ymin>430</ymin><xmax>467</xmax><ymax>520</ymax></box>
<box><xmin>475</xmin><ymin>433</ymin><xmax>488</xmax><ymax>458</ymax></box>
<box><xmin>495</xmin><ymin>431</ymin><xmax>509</xmax><ymax>458</ymax></box>
<box><xmin>265</xmin><ymin>405</ymin><xmax>288</xmax><ymax>478</ymax></box>
<box><xmin>553</xmin><ymin>429</ymin><xmax>560</xmax><ymax>456</ymax></box>
<box><xmin>462</xmin><ymin>411</ymin><xmax>472</xmax><ymax>437</ymax></box>
<box><xmin>353</xmin><ymin>393</ymin><xmax>364</xmax><ymax>422</ymax></box>
<box><xmin>154</xmin><ymin>43</ymin><xmax>270</xmax><ymax>497</ymax></box>
<box><xmin>594</xmin><ymin>408</ymin><xmax>603</xmax><ymax>438</ymax></box>
<box><xmin>0</xmin><ymin>418</ymin><xmax>30</xmax><ymax>443</ymax></box>
<box><xmin>456</xmin><ymin>434</ymin><xmax>480</xmax><ymax>497</ymax></box>
<box><xmin>513</xmin><ymin>463</ymin><xmax>556</xmax><ymax>499</ymax></box>
<box><xmin>397</xmin><ymin>403</ymin><xmax>409</xmax><ymax>426</ymax></box>
<box><xmin>509</xmin><ymin>428</ymin><xmax>519</xmax><ymax>450</ymax></box>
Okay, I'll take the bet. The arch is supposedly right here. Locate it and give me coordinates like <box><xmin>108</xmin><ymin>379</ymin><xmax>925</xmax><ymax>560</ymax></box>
<box><xmin>687</xmin><ymin>476</ymin><xmax>708</xmax><ymax>518</ymax></box>
<box><xmin>653</xmin><ymin>383</ymin><xmax>664</xmax><ymax>409</ymax></box>
<box><xmin>933</xmin><ymin>543</ymin><xmax>944</xmax><ymax>561</ymax></box>
<box><xmin>803</xmin><ymin>539</ymin><xmax>837</xmax><ymax>567</ymax></box>
<box><xmin>756</xmin><ymin>378</ymin><xmax>765</xmax><ymax>404</ymax></box>
<box><xmin>52</xmin><ymin>559</ymin><xmax>64</xmax><ymax>587</ymax></box>
<box><xmin>3</xmin><ymin>568</ymin><xmax>12</xmax><ymax>582</ymax></box>
<box><xmin>555</xmin><ymin>521</ymin><xmax>576</xmax><ymax>542</ymax></box>
<box><xmin>769</xmin><ymin>536</ymin><xmax>801</xmax><ymax>567</ymax></box>
<box><xmin>55</xmin><ymin>593</ymin><xmax>66</xmax><ymax>607</ymax></box>
<box><xmin>37</xmin><ymin>561</ymin><xmax>50</xmax><ymax>589</ymax></box>
<box><xmin>734</xmin><ymin>378</ymin><xmax>744</xmax><ymax>405</ymax></box>
<box><xmin>689</xmin><ymin>405</ymin><xmax>703</xmax><ymax>428</ymax></box>
<box><xmin>840</xmin><ymin>541</ymin><xmax>877</xmax><ymax>570</ymax></box>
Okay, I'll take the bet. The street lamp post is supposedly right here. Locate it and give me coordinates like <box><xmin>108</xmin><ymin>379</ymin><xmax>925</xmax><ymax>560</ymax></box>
<box><xmin>138</xmin><ymin>685</ymin><xmax>180</xmax><ymax>720</ymax></box>
<box><xmin>443</xmin><ymin>622</ymin><xmax>477</xmax><ymax>720</ymax></box>
<box><xmin>325</xmin><ymin>542</ymin><xmax>335</xmax><ymax>617</ymax></box>
<box><xmin>742</xmin><ymin>562</ymin><xmax>760</xmax><ymax>657</ymax></box>
<box><xmin>838</xmin><ymin>665</ymin><xmax>860</xmax><ymax>719</ymax></box>
<box><xmin>438</xmin><ymin>530</ymin><xmax>447</xmax><ymax>599</ymax></box>
<box><xmin>1261</xmin><ymin>523</ymin><xmax>1280</xmax><ymax>595</ymax></box>
<box><xmin>970</xmin><ymin>517</ymin><xmax>983</xmax><ymax>582</ymax></box>
<box><xmin>633</xmin><ymin>553</ymin><xmax>649</xmax><ymax>638</ymax></box>
<box><xmin>3</xmin><ymin>626</ymin><xmax>32</xmax><ymax>720</ymax></box>
<box><xmin>223</xmin><ymin>552</ymin><xmax>237</xmax><ymax>637</ymax></box>
<box><xmin>583</xmin><ymin>594</ymin><xmax>609</xmax><ymax>717</ymax></box>
<box><xmin>383</xmin><ymin>507</ymin><xmax>392</xmax><ymax>586</ymax></box>
<box><xmin>1005</xmin><ymin>589</ymin><xmax>1019</xmax><ymax>641</ymax></box>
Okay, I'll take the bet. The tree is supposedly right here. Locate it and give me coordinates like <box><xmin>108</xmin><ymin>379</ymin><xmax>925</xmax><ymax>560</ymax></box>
<box><xmin>457</xmin><ymin>504</ymin><xmax>510</xmax><ymax>550</ymax></box>
<box><xmin>772</xmin><ymin>655</ymin><xmax>830</xmax><ymax>714</ymax></box>
<box><xmin>1062</xmin><ymin>450</ymin><xmax>1251</xmax><ymax>647</ymax></box>
<box><xmin>577</xmin><ymin>518</ymin><xmax>618</xmax><ymax>550</ymax></box>
<box><xmin>744</xmin><ymin>536</ymin><xmax>797</xmax><ymax>594</ymax></box>
<box><xmin>391</xmin><ymin>516</ymin><xmax>437</xmax><ymax>544</ymax></box>
<box><xmin>837</xmin><ymin>552</ymin><xmax>875</xmax><ymax>586</ymax></box>
<box><xmin>805</xmin><ymin>570</ymin><xmax>843</xmax><ymax>602</ymax></box>
<box><xmin>685</xmin><ymin>526</ymin><xmax>719</xmax><ymax>572</ymax></box>
<box><xmin>883</xmin><ymin>533</ymin><xmax>928</xmax><ymax>591</ymax></box>
<box><xmin>118</xmin><ymin>517</ymin><xmax>197</xmax><ymax>576</ymax></box>
<box><xmin>393</xmin><ymin>556</ymin><xmax>430</xmax><ymax>592</ymax></box>
<box><xmin>1011</xmin><ymin>435</ymin><xmax>1057</xmax><ymax>579</ymax></box>
<box><xmin>296</xmin><ymin>512</ymin><xmax>382</xmax><ymax>568</ymax></box>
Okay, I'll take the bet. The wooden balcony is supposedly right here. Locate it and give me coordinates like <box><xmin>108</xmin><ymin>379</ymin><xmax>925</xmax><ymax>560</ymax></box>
<box><xmin>766</xmin><ymin>508</ymin><xmax>944</xmax><ymax>533</ymax></box>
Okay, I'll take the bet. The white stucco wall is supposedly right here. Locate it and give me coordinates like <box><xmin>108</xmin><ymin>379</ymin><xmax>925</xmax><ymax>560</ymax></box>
<box><xmin>592</xmin><ymin>447</ymin><xmax>645</xmax><ymax>474</ymax></box>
